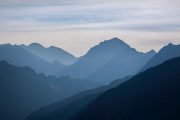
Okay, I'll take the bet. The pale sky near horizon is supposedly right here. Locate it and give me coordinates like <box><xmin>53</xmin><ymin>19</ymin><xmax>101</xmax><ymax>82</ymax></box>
<box><xmin>0</xmin><ymin>0</ymin><xmax>180</xmax><ymax>57</ymax></box>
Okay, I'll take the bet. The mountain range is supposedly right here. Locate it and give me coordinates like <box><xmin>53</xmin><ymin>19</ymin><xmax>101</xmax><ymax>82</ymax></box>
<box><xmin>0</xmin><ymin>38</ymin><xmax>156</xmax><ymax>83</ymax></box>
<box><xmin>0</xmin><ymin>61</ymin><xmax>100</xmax><ymax>120</ymax></box>
<box><xmin>26</xmin><ymin>76</ymin><xmax>131</xmax><ymax>120</ymax></box>
<box><xmin>21</xmin><ymin>43</ymin><xmax>77</xmax><ymax>65</ymax></box>
<box><xmin>26</xmin><ymin>40</ymin><xmax>180</xmax><ymax>120</ymax></box>
<box><xmin>0</xmin><ymin>44</ymin><xmax>70</xmax><ymax>75</ymax></box>
<box><xmin>70</xmin><ymin>56</ymin><xmax>180</xmax><ymax>120</ymax></box>
<box><xmin>1</xmin><ymin>37</ymin><xmax>180</xmax><ymax>120</ymax></box>
<box><xmin>29</xmin><ymin>57</ymin><xmax>180</xmax><ymax>120</ymax></box>
<box><xmin>60</xmin><ymin>38</ymin><xmax>156</xmax><ymax>84</ymax></box>
<box><xmin>141</xmin><ymin>43</ymin><xmax>180</xmax><ymax>71</ymax></box>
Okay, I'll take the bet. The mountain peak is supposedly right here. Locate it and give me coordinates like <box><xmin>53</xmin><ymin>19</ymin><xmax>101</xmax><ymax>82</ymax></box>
<box><xmin>95</xmin><ymin>37</ymin><xmax>131</xmax><ymax>49</ymax></box>
<box><xmin>29</xmin><ymin>43</ymin><xmax>44</xmax><ymax>48</ymax></box>
<box><xmin>103</xmin><ymin>37</ymin><xmax>129</xmax><ymax>45</ymax></box>
<box><xmin>48</xmin><ymin>45</ymin><xmax>64</xmax><ymax>51</ymax></box>
<box><xmin>167</xmin><ymin>43</ymin><xmax>174</xmax><ymax>46</ymax></box>
<box><xmin>146</xmin><ymin>49</ymin><xmax>156</xmax><ymax>54</ymax></box>
<box><xmin>160</xmin><ymin>43</ymin><xmax>178</xmax><ymax>52</ymax></box>
<box><xmin>108</xmin><ymin>37</ymin><xmax>122</xmax><ymax>42</ymax></box>
<box><xmin>110</xmin><ymin>37</ymin><xmax>123</xmax><ymax>41</ymax></box>
<box><xmin>163</xmin><ymin>43</ymin><xmax>176</xmax><ymax>49</ymax></box>
<box><xmin>86</xmin><ymin>37</ymin><xmax>135</xmax><ymax>57</ymax></box>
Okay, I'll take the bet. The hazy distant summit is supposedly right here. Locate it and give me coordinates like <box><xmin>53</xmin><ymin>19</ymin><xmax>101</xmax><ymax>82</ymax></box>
<box><xmin>87</xmin><ymin>37</ymin><xmax>155</xmax><ymax>55</ymax></box>
<box><xmin>96</xmin><ymin>37</ymin><xmax>131</xmax><ymax>48</ymax></box>
<box><xmin>22</xmin><ymin>43</ymin><xmax>77</xmax><ymax>65</ymax></box>
<box><xmin>0</xmin><ymin>43</ymin><xmax>67</xmax><ymax>75</ymax></box>
<box><xmin>60</xmin><ymin>38</ymin><xmax>156</xmax><ymax>84</ymax></box>
<box><xmin>141</xmin><ymin>43</ymin><xmax>180</xmax><ymax>71</ymax></box>
<box><xmin>0</xmin><ymin>38</ymin><xmax>156</xmax><ymax>79</ymax></box>
<box><xmin>88</xmin><ymin>38</ymin><xmax>132</xmax><ymax>53</ymax></box>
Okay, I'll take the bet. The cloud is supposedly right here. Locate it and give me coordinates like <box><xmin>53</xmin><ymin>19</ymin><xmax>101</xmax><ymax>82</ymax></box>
<box><xmin>0</xmin><ymin>0</ymin><xmax>123</xmax><ymax>7</ymax></box>
<box><xmin>1</xmin><ymin>2</ymin><xmax>180</xmax><ymax>32</ymax></box>
<box><xmin>0</xmin><ymin>0</ymin><xmax>180</xmax><ymax>56</ymax></box>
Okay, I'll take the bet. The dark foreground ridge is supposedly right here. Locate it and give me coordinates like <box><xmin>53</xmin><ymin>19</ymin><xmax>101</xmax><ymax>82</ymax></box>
<box><xmin>71</xmin><ymin>57</ymin><xmax>180</xmax><ymax>120</ymax></box>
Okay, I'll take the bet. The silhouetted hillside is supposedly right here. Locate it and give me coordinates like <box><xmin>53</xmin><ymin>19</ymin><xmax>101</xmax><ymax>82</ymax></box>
<box><xmin>0</xmin><ymin>61</ymin><xmax>100</xmax><ymax>120</ymax></box>
<box><xmin>71</xmin><ymin>57</ymin><xmax>180</xmax><ymax>120</ymax></box>
<box><xmin>26</xmin><ymin>76</ymin><xmax>131</xmax><ymax>120</ymax></box>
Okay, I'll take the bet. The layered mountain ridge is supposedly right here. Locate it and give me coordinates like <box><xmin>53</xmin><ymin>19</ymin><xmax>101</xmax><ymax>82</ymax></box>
<box><xmin>22</xmin><ymin>43</ymin><xmax>77</xmax><ymax>65</ymax></box>
<box><xmin>0</xmin><ymin>61</ymin><xmax>100</xmax><ymax>120</ymax></box>
<box><xmin>141</xmin><ymin>43</ymin><xmax>180</xmax><ymax>71</ymax></box>
<box><xmin>71</xmin><ymin>56</ymin><xmax>180</xmax><ymax>120</ymax></box>
<box><xmin>1</xmin><ymin>37</ymin><xmax>180</xmax><ymax>120</ymax></box>
<box><xmin>60</xmin><ymin>38</ymin><xmax>156</xmax><ymax>84</ymax></box>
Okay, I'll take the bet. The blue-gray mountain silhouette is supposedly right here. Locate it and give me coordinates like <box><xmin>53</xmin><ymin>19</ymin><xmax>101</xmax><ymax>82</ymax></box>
<box><xmin>21</xmin><ymin>43</ymin><xmax>77</xmax><ymax>65</ymax></box>
<box><xmin>71</xmin><ymin>57</ymin><xmax>180</xmax><ymax>120</ymax></box>
<box><xmin>141</xmin><ymin>43</ymin><xmax>180</xmax><ymax>71</ymax></box>
<box><xmin>0</xmin><ymin>44</ymin><xmax>66</xmax><ymax>75</ymax></box>
<box><xmin>0</xmin><ymin>61</ymin><xmax>100</xmax><ymax>120</ymax></box>
<box><xmin>60</xmin><ymin>38</ymin><xmax>156</xmax><ymax>84</ymax></box>
<box><xmin>26</xmin><ymin>76</ymin><xmax>131</xmax><ymax>120</ymax></box>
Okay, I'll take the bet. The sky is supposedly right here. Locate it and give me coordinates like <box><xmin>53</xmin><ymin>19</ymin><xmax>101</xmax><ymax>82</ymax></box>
<box><xmin>0</xmin><ymin>0</ymin><xmax>180</xmax><ymax>56</ymax></box>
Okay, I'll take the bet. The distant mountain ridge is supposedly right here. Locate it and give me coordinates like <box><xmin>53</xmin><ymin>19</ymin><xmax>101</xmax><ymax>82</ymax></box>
<box><xmin>60</xmin><ymin>38</ymin><xmax>156</xmax><ymax>84</ymax></box>
<box><xmin>21</xmin><ymin>43</ymin><xmax>77</xmax><ymax>65</ymax></box>
<box><xmin>0</xmin><ymin>44</ymin><xmax>66</xmax><ymax>75</ymax></box>
<box><xmin>141</xmin><ymin>43</ymin><xmax>180</xmax><ymax>71</ymax></box>
<box><xmin>2</xmin><ymin>38</ymin><xmax>180</xmax><ymax>120</ymax></box>
<box><xmin>1</xmin><ymin>38</ymin><xmax>180</xmax><ymax>120</ymax></box>
<box><xmin>0</xmin><ymin>61</ymin><xmax>101</xmax><ymax>120</ymax></box>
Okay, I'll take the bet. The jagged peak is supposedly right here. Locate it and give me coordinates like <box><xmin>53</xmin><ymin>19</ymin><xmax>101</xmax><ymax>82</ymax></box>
<box><xmin>85</xmin><ymin>38</ymin><xmax>137</xmax><ymax>56</ymax></box>
<box><xmin>48</xmin><ymin>46</ymin><xmax>77</xmax><ymax>58</ymax></box>
<box><xmin>167</xmin><ymin>43</ymin><xmax>174</xmax><ymax>46</ymax></box>
<box><xmin>29</xmin><ymin>43</ymin><xmax>44</xmax><ymax>47</ymax></box>
<box><xmin>28</xmin><ymin>43</ymin><xmax>64</xmax><ymax>51</ymax></box>
<box><xmin>161</xmin><ymin>42</ymin><xmax>177</xmax><ymax>49</ymax></box>
<box><xmin>102</xmin><ymin>37</ymin><xmax>129</xmax><ymax>45</ymax></box>
<box><xmin>157</xmin><ymin>42</ymin><xmax>180</xmax><ymax>53</ymax></box>
<box><xmin>147</xmin><ymin>49</ymin><xmax>156</xmax><ymax>54</ymax></box>
<box><xmin>93</xmin><ymin>37</ymin><xmax>131</xmax><ymax>49</ymax></box>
